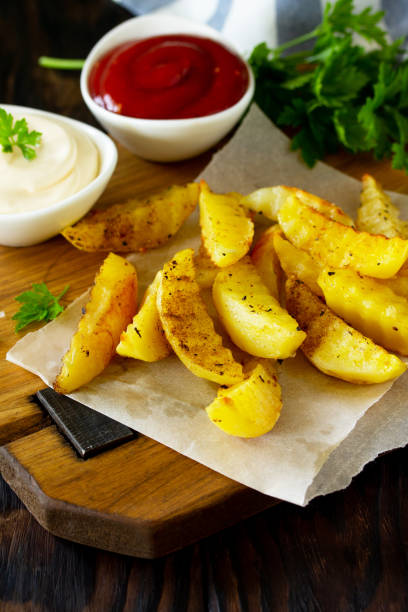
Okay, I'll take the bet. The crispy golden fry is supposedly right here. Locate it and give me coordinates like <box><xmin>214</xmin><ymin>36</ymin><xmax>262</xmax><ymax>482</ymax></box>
<box><xmin>357</xmin><ymin>174</ymin><xmax>408</xmax><ymax>238</ymax></box>
<box><xmin>213</xmin><ymin>257</ymin><xmax>306</xmax><ymax>359</ymax></box>
<box><xmin>206</xmin><ymin>359</ymin><xmax>282</xmax><ymax>438</ymax></box>
<box><xmin>116</xmin><ymin>271</ymin><xmax>171</xmax><ymax>362</ymax></box>
<box><xmin>194</xmin><ymin>243</ymin><xmax>219</xmax><ymax>289</ymax></box>
<box><xmin>242</xmin><ymin>185</ymin><xmax>354</xmax><ymax>225</ymax></box>
<box><xmin>278</xmin><ymin>195</ymin><xmax>408</xmax><ymax>279</ymax></box>
<box><xmin>273</xmin><ymin>230</ymin><xmax>323</xmax><ymax>297</ymax></box>
<box><xmin>318</xmin><ymin>267</ymin><xmax>408</xmax><ymax>356</ymax></box>
<box><xmin>199</xmin><ymin>180</ymin><xmax>254</xmax><ymax>267</ymax></box>
<box><xmin>157</xmin><ymin>248</ymin><xmax>244</xmax><ymax>385</ymax></box>
<box><xmin>61</xmin><ymin>183</ymin><xmax>199</xmax><ymax>252</ymax></box>
<box><xmin>285</xmin><ymin>276</ymin><xmax>406</xmax><ymax>384</ymax></box>
<box><xmin>377</xmin><ymin>274</ymin><xmax>408</xmax><ymax>299</ymax></box>
<box><xmin>250</xmin><ymin>225</ymin><xmax>282</xmax><ymax>300</ymax></box>
<box><xmin>54</xmin><ymin>253</ymin><xmax>138</xmax><ymax>393</ymax></box>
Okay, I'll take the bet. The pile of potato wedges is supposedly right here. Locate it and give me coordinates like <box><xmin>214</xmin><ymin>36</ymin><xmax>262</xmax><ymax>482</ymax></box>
<box><xmin>54</xmin><ymin>175</ymin><xmax>408</xmax><ymax>438</ymax></box>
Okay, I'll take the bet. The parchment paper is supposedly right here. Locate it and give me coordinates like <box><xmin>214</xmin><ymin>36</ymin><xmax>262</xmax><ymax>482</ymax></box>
<box><xmin>7</xmin><ymin>104</ymin><xmax>408</xmax><ymax>506</ymax></box>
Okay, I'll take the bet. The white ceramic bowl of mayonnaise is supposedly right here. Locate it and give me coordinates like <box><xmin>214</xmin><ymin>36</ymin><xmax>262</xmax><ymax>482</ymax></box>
<box><xmin>0</xmin><ymin>105</ymin><xmax>117</xmax><ymax>247</ymax></box>
<box><xmin>80</xmin><ymin>15</ymin><xmax>254</xmax><ymax>162</ymax></box>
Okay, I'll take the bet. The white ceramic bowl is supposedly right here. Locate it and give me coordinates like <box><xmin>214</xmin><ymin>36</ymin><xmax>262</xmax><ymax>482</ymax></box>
<box><xmin>80</xmin><ymin>15</ymin><xmax>254</xmax><ymax>162</ymax></box>
<box><xmin>0</xmin><ymin>105</ymin><xmax>117</xmax><ymax>247</ymax></box>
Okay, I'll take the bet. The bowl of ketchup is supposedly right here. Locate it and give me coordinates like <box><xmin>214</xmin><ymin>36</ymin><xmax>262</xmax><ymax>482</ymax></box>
<box><xmin>80</xmin><ymin>15</ymin><xmax>254</xmax><ymax>162</ymax></box>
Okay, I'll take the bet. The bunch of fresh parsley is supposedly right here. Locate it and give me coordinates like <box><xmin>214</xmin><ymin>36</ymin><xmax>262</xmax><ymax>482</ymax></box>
<box><xmin>249</xmin><ymin>0</ymin><xmax>408</xmax><ymax>171</ymax></box>
<box><xmin>0</xmin><ymin>107</ymin><xmax>42</xmax><ymax>160</ymax></box>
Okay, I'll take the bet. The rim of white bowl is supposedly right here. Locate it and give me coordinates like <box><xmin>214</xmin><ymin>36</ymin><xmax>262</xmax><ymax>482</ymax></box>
<box><xmin>0</xmin><ymin>104</ymin><xmax>118</xmax><ymax>220</ymax></box>
<box><xmin>80</xmin><ymin>14</ymin><xmax>255</xmax><ymax>128</ymax></box>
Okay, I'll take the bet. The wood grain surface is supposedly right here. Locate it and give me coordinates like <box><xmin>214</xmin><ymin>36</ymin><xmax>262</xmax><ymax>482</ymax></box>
<box><xmin>2</xmin><ymin>0</ymin><xmax>408</xmax><ymax>609</ymax></box>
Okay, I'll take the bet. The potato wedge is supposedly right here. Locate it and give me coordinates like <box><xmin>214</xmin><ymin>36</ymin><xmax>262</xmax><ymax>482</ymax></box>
<box><xmin>250</xmin><ymin>225</ymin><xmax>282</xmax><ymax>299</ymax></box>
<box><xmin>116</xmin><ymin>271</ymin><xmax>171</xmax><ymax>362</ymax></box>
<box><xmin>278</xmin><ymin>195</ymin><xmax>408</xmax><ymax>279</ymax></box>
<box><xmin>62</xmin><ymin>183</ymin><xmax>199</xmax><ymax>252</ymax></box>
<box><xmin>242</xmin><ymin>185</ymin><xmax>354</xmax><ymax>225</ymax></box>
<box><xmin>206</xmin><ymin>359</ymin><xmax>282</xmax><ymax>438</ymax></box>
<box><xmin>54</xmin><ymin>253</ymin><xmax>138</xmax><ymax>393</ymax></box>
<box><xmin>377</xmin><ymin>274</ymin><xmax>408</xmax><ymax>300</ymax></box>
<box><xmin>157</xmin><ymin>248</ymin><xmax>244</xmax><ymax>385</ymax></box>
<box><xmin>318</xmin><ymin>267</ymin><xmax>408</xmax><ymax>356</ymax></box>
<box><xmin>199</xmin><ymin>180</ymin><xmax>254</xmax><ymax>267</ymax></box>
<box><xmin>357</xmin><ymin>174</ymin><xmax>408</xmax><ymax>238</ymax></box>
<box><xmin>285</xmin><ymin>276</ymin><xmax>406</xmax><ymax>384</ymax></box>
<box><xmin>273</xmin><ymin>230</ymin><xmax>323</xmax><ymax>297</ymax></box>
<box><xmin>213</xmin><ymin>257</ymin><xmax>306</xmax><ymax>359</ymax></box>
<box><xmin>194</xmin><ymin>243</ymin><xmax>219</xmax><ymax>289</ymax></box>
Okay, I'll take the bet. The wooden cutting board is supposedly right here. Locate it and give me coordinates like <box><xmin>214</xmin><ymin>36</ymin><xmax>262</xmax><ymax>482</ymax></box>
<box><xmin>0</xmin><ymin>143</ymin><xmax>407</xmax><ymax>558</ymax></box>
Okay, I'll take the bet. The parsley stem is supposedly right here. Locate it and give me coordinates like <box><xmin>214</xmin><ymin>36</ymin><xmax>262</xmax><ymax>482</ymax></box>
<box><xmin>273</xmin><ymin>29</ymin><xmax>318</xmax><ymax>57</ymax></box>
<box><xmin>56</xmin><ymin>284</ymin><xmax>70</xmax><ymax>300</ymax></box>
<box><xmin>38</xmin><ymin>56</ymin><xmax>85</xmax><ymax>70</ymax></box>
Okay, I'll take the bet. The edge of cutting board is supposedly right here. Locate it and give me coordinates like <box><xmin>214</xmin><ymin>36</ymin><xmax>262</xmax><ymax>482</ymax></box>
<box><xmin>0</xmin><ymin>426</ymin><xmax>277</xmax><ymax>558</ymax></box>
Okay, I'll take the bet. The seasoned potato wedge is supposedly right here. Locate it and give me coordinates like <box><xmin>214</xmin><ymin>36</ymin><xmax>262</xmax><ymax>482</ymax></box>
<box><xmin>206</xmin><ymin>359</ymin><xmax>282</xmax><ymax>438</ymax></box>
<box><xmin>194</xmin><ymin>243</ymin><xmax>219</xmax><ymax>289</ymax></box>
<box><xmin>242</xmin><ymin>185</ymin><xmax>354</xmax><ymax>225</ymax></box>
<box><xmin>199</xmin><ymin>180</ymin><xmax>254</xmax><ymax>267</ymax></box>
<box><xmin>157</xmin><ymin>248</ymin><xmax>244</xmax><ymax>385</ymax></box>
<box><xmin>285</xmin><ymin>276</ymin><xmax>406</xmax><ymax>384</ymax></box>
<box><xmin>318</xmin><ymin>267</ymin><xmax>408</xmax><ymax>356</ymax></box>
<box><xmin>62</xmin><ymin>183</ymin><xmax>199</xmax><ymax>252</ymax></box>
<box><xmin>357</xmin><ymin>174</ymin><xmax>408</xmax><ymax>238</ymax></box>
<box><xmin>213</xmin><ymin>257</ymin><xmax>306</xmax><ymax>359</ymax></box>
<box><xmin>116</xmin><ymin>271</ymin><xmax>171</xmax><ymax>362</ymax></box>
<box><xmin>250</xmin><ymin>225</ymin><xmax>282</xmax><ymax>299</ymax></box>
<box><xmin>54</xmin><ymin>253</ymin><xmax>138</xmax><ymax>393</ymax></box>
<box><xmin>273</xmin><ymin>230</ymin><xmax>323</xmax><ymax>297</ymax></box>
<box><xmin>278</xmin><ymin>195</ymin><xmax>408</xmax><ymax>279</ymax></box>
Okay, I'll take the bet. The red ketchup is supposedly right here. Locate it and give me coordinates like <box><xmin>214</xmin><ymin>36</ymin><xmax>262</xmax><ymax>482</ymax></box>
<box><xmin>89</xmin><ymin>34</ymin><xmax>249</xmax><ymax>120</ymax></box>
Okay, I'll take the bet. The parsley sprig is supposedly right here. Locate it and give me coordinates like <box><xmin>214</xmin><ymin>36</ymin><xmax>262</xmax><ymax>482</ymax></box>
<box><xmin>0</xmin><ymin>108</ymin><xmax>42</xmax><ymax>160</ymax></box>
<box><xmin>13</xmin><ymin>283</ymin><xmax>69</xmax><ymax>332</ymax></box>
<box><xmin>249</xmin><ymin>0</ymin><xmax>408</xmax><ymax>171</ymax></box>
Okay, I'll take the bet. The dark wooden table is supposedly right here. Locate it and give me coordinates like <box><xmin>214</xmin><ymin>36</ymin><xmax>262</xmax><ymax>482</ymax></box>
<box><xmin>1</xmin><ymin>1</ymin><xmax>408</xmax><ymax>610</ymax></box>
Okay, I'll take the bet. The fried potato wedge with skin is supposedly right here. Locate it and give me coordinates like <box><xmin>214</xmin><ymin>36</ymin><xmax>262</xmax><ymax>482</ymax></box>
<box><xmin>199</xmin><ymin>180</ymin><xmax>254</xmax><ymax>267</ymax></box>
<box><xmin>54</xmin><ymin>253</ymin><xmax>138</xmax><ymax>394</ymax></box>
<box><xmin>273</xmin><ymin>230</ymin><xmax>323</xmax><ymax>297</ymax></box>
<box><xmin>278</xmin><ymin>195</ymin><xmax>408</xmax><ymax>279</ymax></box>
<box><xmin>242</xmin><ymin>185</ymin><xmax>354</xmax><ymax>225</ymax></box>
<box><xmin>212</xmin><ymin>257</ymin><xmax>306</xmax><ymax>359</ymax></box>
<box><xmin>318</xmin><ymin>267</ymin><xmax>408</xmax><ymax>356</ymax></box>
<box><xmin>357</xmin><ymin>174</ymin><xmax>408</xmax><ymax>238</ymax></box>
<box><xmin>194</xmin><ymin>243</ymin><xmax>219</xmax><ymax>289</ymax></box>
<box><xmin>62</xmin><ymin>183</ymin><xmax>199</xmax><ymax>252</ymax></box>
<box><xmin>116</xmin><ymin>271</ymin><xmax>171</xmax><ymax>362</ymax></box>
<box><xmin>285</xmin><ymin>276</ymin><xmax>406</xmax><ymax>384</ymax></box>
<box><xmin>250</xmin><ymin>225</ymin><xmax>282</xmax><ymax>300</ymax></box>
<box><xmin>157</xmin><ymin>248</ymin><xmax>244</xmax><ymax>385</ymax></box>
<box><xmin>206</xmin><ymin>359</ymin><xmax>282</xmax><ymax>438</ymax></box>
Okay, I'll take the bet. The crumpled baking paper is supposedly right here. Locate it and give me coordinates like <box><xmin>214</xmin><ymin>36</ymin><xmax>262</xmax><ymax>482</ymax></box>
<box><xmin>7</xmin><ymin>104</ymin><xmax>408</xmax><ymax>506</ymax></box>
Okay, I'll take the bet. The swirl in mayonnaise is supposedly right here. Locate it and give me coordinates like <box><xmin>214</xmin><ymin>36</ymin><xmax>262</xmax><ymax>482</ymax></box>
<box><xmin>0</xmin><ymin>113</ymin><xmax>99</xmax><ymax>214</ymax></box>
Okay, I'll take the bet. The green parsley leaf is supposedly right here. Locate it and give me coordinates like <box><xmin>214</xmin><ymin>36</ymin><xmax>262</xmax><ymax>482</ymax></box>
<box><xmin>316</xmin><ymin>0</ymin><xmax>386</xmax><ymax>48</ymax></box>
<box><xmin>0</xmin><ymin>108</ymin><xmax>42</xmax><ymax>160</ymax></box>
<box><xmin>12</xmin><ymin>283</ymin><xmax>69</xmax><ymax>332</ymax></box>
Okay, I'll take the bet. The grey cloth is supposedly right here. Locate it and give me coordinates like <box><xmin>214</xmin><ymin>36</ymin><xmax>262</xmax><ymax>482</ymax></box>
<box><xmin>113</xmin><ymin>0</ymin><xmax>408</xmax><ymax>48</ymax></box>
<box><xmin>383</xmin><ymin>0</ymin><xmax>408</xmax><ymax>47</ymax></box>
<box><xmin>276</xmin><ymin>0</ymin><xmax>322</xmax><ymax>48</ymax></box>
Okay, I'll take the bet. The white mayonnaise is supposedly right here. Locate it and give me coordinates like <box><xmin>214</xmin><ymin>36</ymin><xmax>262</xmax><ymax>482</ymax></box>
<box><xmin>0</xmin><ymin>113</ymin><xmax>99</xmax><ymax>214</ymax></box>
